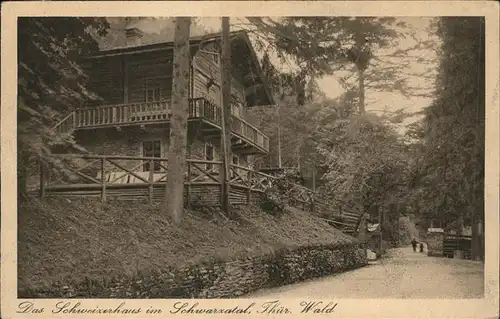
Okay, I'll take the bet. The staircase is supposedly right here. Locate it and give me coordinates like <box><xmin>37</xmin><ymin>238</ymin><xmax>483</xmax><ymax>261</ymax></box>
<box><xmin>340</xmin><ymin>211</ymin><xmax>364</xmax><ymax>235</ymax></box>
<box><xmin>318</xmin><ymin>210</ymin><xmax>364</xmax><ymax>237</ymax></box>
<box><xmin>54</xmin><ymin>111</ymin><xmax>75</xmax><ymax>135</ymax></box>
<box><xmin>314</xmin><ymin>195</ymin><xmax>365</xmax><ymax>237</ymax></box>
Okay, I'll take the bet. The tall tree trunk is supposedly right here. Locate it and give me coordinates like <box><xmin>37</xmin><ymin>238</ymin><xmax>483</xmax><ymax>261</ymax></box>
<box><xmin>276</xmin><ymin>105</ymin><xmax>282</xmax><ymax>168</ymax></box>
<box><xmin>220</xmin><ymin>17</ymin><xmax>232</xmax><ymax>214</ymax></box>
<box><xmin>162</xmin><ymin>17</ymin><xmax>191</xmax><ymax>224</ymax></box>
<box><xmin>358</xmin><ymin>69</ymin><xmax>365</xmax><ymax>114</ymax></box>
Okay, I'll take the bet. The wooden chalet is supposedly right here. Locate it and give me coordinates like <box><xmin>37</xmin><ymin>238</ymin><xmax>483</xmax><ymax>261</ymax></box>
<box><xmin>42</xmin><ymin>28</ymin><xmax>364</xmax><ymax>236</ymax></box>
<box><xmin>47</xmin><ymin>29</ymin><xmax>287</xmax><ymax>206</ymax></box>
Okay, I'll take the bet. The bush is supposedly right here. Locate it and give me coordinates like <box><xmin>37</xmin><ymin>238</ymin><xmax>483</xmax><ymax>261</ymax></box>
<box><xmin>265</xmin><ymin>248</ymin><xmax>291</xmax><ymax>286</ymax></box>
<box><xmin>261</xmin><ymin>187</ymin><xmax>286</xmax><ymax>215</ymax></box>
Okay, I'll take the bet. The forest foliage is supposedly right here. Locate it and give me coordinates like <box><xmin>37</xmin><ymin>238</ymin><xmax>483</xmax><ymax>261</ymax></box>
<box><xmin>17</xmin><ymin>18</ymin><xmax>109</xmax><ymax>195</ymax></box>
<box><xmin>247</xmin><ymin>16</ymin><xmax>484</xmax><ymax>246</ymax></box>
<box><xmin>415</xmin><ymin>17</ymin><xmax>485</xmax><ymax>230</ymax></box>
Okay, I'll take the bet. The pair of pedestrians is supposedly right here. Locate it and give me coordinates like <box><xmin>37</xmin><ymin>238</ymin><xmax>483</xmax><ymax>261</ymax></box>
<box><xmin>411</xmin><ymin>238</ymin><xmax>424</xmax><ymax>252</ymax></box>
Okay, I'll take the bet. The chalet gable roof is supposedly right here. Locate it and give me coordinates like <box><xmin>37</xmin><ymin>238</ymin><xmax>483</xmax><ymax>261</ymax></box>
<box><xmin>85</xmin><ymin>31</ymin><xmax>275</xmax><ymax>107</ymax></box>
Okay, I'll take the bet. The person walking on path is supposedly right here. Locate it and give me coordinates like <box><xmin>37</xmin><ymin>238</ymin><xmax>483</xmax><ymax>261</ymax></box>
<box><xmin>411</xmin><ymin>238</ymin><xmax>418</xmax><ymax>252</ymax></box>
<box><xmin>419</xmin><ymin>242</ymin><xmax>424</xmax><ymax>253</ymax></box>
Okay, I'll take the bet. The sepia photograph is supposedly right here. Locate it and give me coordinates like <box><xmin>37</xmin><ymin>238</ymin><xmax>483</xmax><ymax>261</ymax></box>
<box><xmin>1</xmin><ymin>1</ymin><xmax>499</xmax><ymax>318</ymax></box>
<box><xmin>15</xmin><ymin>14</ymin><xmax>487</xmax><ymax>299</ymax></box>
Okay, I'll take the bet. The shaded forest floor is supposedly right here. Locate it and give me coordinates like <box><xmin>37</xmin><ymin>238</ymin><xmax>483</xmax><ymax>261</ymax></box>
<box><xmin>18</xmin><ymin>197</ymin><xmax>357</xmax><ymax>292</ymax></box>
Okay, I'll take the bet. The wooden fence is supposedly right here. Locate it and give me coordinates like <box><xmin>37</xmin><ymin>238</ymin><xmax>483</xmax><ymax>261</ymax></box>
<box><xmin>40</xmin><ymin>154</ymin><xmax>363</xmax><ymax>233</ymax></box>
<box><xmin>41</xmin><ymin>154</ymin><xmax>277</xmax><ymax>207</ymax></box>
<box><xmin>42</xmin><ymin>154</ymin><xmax>328</xmax><ymax>211</ymax></box>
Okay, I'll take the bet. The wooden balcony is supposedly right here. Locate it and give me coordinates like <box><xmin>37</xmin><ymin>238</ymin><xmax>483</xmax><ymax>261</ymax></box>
<box><xmin>55</xmin><ymin>98</ymin><xmax>270</xmax><ymax>153</ymax></box>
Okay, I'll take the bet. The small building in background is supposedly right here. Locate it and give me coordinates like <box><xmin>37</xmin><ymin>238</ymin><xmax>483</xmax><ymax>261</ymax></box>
<box><xmin>426</xmin><ymin>227</ymin><xmax>445</xmax><ymax>256</ymax></box>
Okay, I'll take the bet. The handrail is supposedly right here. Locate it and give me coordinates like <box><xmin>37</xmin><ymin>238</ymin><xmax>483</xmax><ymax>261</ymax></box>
<box><xmin>232</xmin><ymin>114</ymin><xmax>267</xmax><ymax>140</ymax></box>
<box><xmin>231</xmin><ymin>163</ymin><xmax>275</xmax><ymax>179</ymax></box>
<box><xmin>319</xmin><ymin>218</ymin><xmax>355</xmax><ymax>227</ymax></box>
<box><xmin>55</xmin><ymin>153</ymin><xmax>223</xmax><ymax>164</ymax></box>
<box><xmin>231</xmin><ymin>163</ymin><xmax>318</xmax><ymax>196</ymax></box>
<box><xmin>55</xmin><ymin>97</ymin><xmax>269</xmax><ymax>152</ymax></box>
<box><xmin>76</xmin><ymin>99</ymin><xmax>171</xmax><ymax>111</ymax></box>
<box><xmin>54</xmin><ymin>98</ymin><xmax>267</xmax><ymax>131</ymax></box>
<box><xmin>53</xmin><ymin>111</ymin><xmax>75</xmax><ymax>130</ymax></box>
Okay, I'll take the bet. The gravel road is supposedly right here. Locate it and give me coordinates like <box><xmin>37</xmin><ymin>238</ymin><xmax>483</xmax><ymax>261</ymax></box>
<box><xmin>245</xmin><ymin>245</ymin><xmax>484</xmax><ymax>299</ymax></box>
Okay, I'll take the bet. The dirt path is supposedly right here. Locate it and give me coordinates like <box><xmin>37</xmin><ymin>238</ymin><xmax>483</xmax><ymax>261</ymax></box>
<box><xmin>244</xmin><ymin>246</ymin><xmax>484</xmax><ymax>299</ymax></box>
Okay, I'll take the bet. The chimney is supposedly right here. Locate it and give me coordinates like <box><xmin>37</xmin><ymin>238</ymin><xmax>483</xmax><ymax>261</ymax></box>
<box><xmin>125</xmin><ymin>27</ymin><xmax>144</xmax><ymax>46</ymax></box>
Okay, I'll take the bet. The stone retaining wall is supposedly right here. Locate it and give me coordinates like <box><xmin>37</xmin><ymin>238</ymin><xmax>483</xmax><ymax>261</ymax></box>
<box><xmin>20</xmin><ymin>243</ymin><xmax>367</xmax><ymax>298</ymax></box>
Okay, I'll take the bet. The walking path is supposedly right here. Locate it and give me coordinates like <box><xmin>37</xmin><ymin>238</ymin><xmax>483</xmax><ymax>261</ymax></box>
<box><xmin>245</xmin><ymin>245</ymin><xmax>484</xmax><ymax>299</ymax></box>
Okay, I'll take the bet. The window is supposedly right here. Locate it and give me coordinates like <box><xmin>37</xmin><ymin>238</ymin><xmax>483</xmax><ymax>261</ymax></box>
<box><xmin>205</xmin><ymin>143</ymin><xmax>214</xmax><ymax>170</ymax></box>
<box><xmin>145</xmin><ymin>87</ymin><xmax>161</xmax><ymax>102</ymax></box>
<box><xmin>144</xmin><ymin>79</ymin><xmax>162</xmax><ymax>102</ymax></box>
<box><xmin>206</xmin><ymin>84</ymin><xmax>220</xmax><ymax>106</ymax></box>
<box><xmin>142</xmin><ymin>140</ymin><xmax>162</xmax><ymax>172</ymax></box>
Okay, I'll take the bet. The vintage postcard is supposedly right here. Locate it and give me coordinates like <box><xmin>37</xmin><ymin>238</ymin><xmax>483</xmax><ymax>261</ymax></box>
<box><xmin>1</xmin><ymin>1</ymin><xmax>499</xmax><ymax>318</ymax></box>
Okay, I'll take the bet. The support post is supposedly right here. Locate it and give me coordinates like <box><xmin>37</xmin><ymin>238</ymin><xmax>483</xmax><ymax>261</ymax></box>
<box><xmin>149</xmin><ymin>158</ymin><xmax>154</xmax><ymax>204</ymax></box>
<box><xmin>311</xmin><ymin>194</ymin><xmax>315</xmax><ymax>213</ymax></box>
<box><xmin>394</xmin><ymin>203</ymin><xmax>400</xmax><ymax>247</ymax></box>
<box><xmin>312</xmin><ymin>162</ymin><xmax>316</xmax><ymax>192</ymax></box>
<box><xmin>277</xmin><ymin>78</ymin><xmax>283</xmax><ymax>169</ymax></box>
<box><xmin>247</xmin><ymin>171</ymin><xmax>252</xmax><ymax>205</ymax></box>
<box><xmin>277</xmin><ymin>116</ymin><xmax>282</xmax><ymax>169</ymax></box>
<box><xmin>302</xmin><ymin>194</ymin><xmax>305</xmax><ymax>211</ymax></box>
<box><xmin>39</xmin><ymin>160</ymin><xmax>45</xmax><ymax>199</ymax></box>
<box><xmin>186</xmin><ymin>162</ymin><xmax>191</xmax><ymax>207</ymax></box>
<box><xmin>379</xmin><ymin>209</ymin><xmax>384</xmax><ymax>253</ymax></box>
<box><xmin>123</xmin><ymin>56</ymin><xmax>129</xmax><ymax>104</ymax></box>
<box><xmin>96</xmin><ymin>108</ymin><xmax>101</xmax><ymax>125</ymax></box>
<box><xmin>72</xmin><ymin>111</ymin><xmax>76</xmax><ymax>130</ymax></box>
<box><xmin>100</xmin><ymin>158</ymin><xmax>106</xmax><ymax>203</ymax></box>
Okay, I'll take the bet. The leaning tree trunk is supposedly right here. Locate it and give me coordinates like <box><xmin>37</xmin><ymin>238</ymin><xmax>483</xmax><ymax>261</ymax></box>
<box><xmin>358</xmin><ymin>69</ymin><xmax>366</xmax><ymax>114</ymax></box>
<box><xmin>162</xmin><ymin>17</ymin><xmax>191</xmax><ymax>224</ymax></box>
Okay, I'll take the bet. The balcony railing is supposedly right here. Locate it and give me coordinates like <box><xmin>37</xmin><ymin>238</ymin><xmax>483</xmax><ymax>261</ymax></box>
<box><xmin>74</xmin><ymin>100</ymin><xmax>171</xmax><ymax>128</ymax></box>
<box><xmin>55</xmin><ymin>97</ymin><xmax>269</xmax><ymax>152</ymax></box>
<box><xmin>189</xmin><ymin>98</ymin><xmax>270</xmax><ymax>152</ymax></box>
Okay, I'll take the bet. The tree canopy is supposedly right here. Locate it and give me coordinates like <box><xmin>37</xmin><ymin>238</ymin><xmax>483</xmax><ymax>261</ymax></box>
<box><xmin>17</xmin><ymin>17</ymin><xmax>109</xmax><ymax>194</ymax></box>
<box><xmin>413</xmin><ymin>17</ymin><xmax>485</xmax><ymax>229</ymax></box>
<box><xmin>245</xmin><ymin>17</ymin><xmax>436</xmax><ymax>114</ymax></box>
